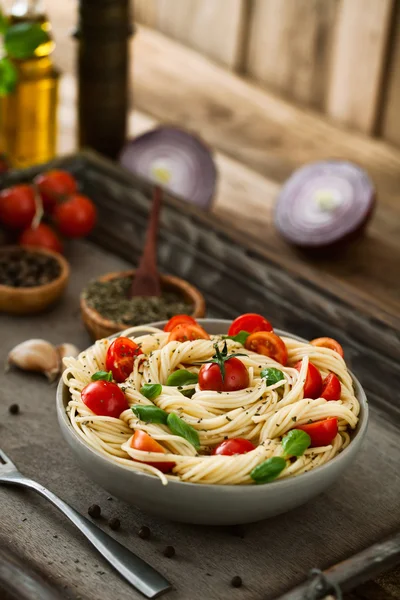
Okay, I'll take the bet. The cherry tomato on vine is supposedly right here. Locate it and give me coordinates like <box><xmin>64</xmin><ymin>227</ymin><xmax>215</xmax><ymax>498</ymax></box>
<box><xmin>164</xmin><ymin>314</ymin><xmax>197</xmax><ymax>332</ymax></box>
<box><xmin>54</xmin><ymin>194</ymin><xmax>96</xmax><ymax>238</ymax></box>
<box><xmin>212</xmin><ymin>438</ymin><xmax>255</xmax><ymax>456</ymax></box>
<box><xmin>245</xmin><ymin>331</ymin><xmax>288</xmax><ymax>365</ymax></box>
<box><xmin>228</xmin><ymin>313</ymin><xmax>273</xmax><ymax>336</ymax></box>
<box><xmin>34</xmin><ymin>170</ymin><xmax>77</xmax><ymax>213</ymax></box>
<box><xmin>0</xmin><ymin>184</ymin><xmax>36</xmax><ymax>229</ymax></box>
<box><xmin>199</xmin><ymin>357</ymin><xmax>249</xmax><ymax>392</ymax></box>
<box><xmin>168</xmin><ymin>323</ymin><xmax>210</xmax><ymax>343</ymax></box>
<box><xmin>81</xmin><ymin>380</ymin><xmax>128</xmax><ymax>418</ymax></box>
<box><xmin>320</xmin><ymin>373</ymin><xmax>341</xmax><ymax>401</ymax></box>
<box><xmin>105</xmin><ymin>337</ymin><xmax>143</xmax><ymax>383</ymax></box>
<box><xmin>296</xmin><ymin>417</ymin><xmax>338</xmax><ymax>447</ymax></box>
<box><xmin>295</xmin><ymin>360</ymin><xmax>322</xmax><ymax>399</ymax></box>
<box><xmin>130</xmin><ymin>430</ymin><xmax>175</xmax><ymax>473</ymax></box>
<box><xmin>19</xmin><ymin>223</ymin><xmax>63</xmax><ymax>254</ymax></box>
<box><xmin>310</xmin><ymin>337</ymin><xmax>344</xmax><ymax>358</ymax></box>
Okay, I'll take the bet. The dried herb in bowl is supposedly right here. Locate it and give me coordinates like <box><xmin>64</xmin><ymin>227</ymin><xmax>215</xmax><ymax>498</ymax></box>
<box><xmin>82</xmin><ymin>275</ymin><xmax>193</xmax><ymax>326</ymax></box>
<box><xmin>0</xmin><ymin>248</ymin><xmax>61</xmax><ymax>288</ymax></box>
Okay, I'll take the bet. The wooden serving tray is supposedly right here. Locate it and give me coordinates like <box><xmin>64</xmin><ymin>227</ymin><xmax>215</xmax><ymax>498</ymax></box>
<box><xmin>0</xmin><ymin>150</ymin><xmax>399</xmax><ymax>600</ymax></box>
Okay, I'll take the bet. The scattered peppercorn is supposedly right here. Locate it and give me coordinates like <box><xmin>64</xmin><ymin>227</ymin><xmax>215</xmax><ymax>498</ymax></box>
<box><xmin>163</xmin><ymin>546</ymin><xmax>175</xmax><ymax>558</ymax></box>
<box><xmin>138</xmin><ymin>526</ymin><xmax>151</xmax><ymax>540</ymax></box>
<box><xmin>9</xmin><ymin>403</ymin><xmax>20</xmax><ymax>415</ymax></box>
<box><xmin>88</xmin><ymin>504</ymin><xmax>101</xmax><ymax>519</ymax></box>
<box><xmin>108</xmin><ymin>517</ymin><xmax>120</xmax><ymax>531</ymax></box>
<box><xmin>231</xmin><ymin>576</ymin><xmax>242</xmax><ymax>588</ymax></box>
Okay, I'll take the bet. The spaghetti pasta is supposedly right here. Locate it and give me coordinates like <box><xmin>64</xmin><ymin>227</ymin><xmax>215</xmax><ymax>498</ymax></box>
<box><xmin>63</xmin><ymin>324</ymin><xmax>359</xmax><ymax>486</ymax></box>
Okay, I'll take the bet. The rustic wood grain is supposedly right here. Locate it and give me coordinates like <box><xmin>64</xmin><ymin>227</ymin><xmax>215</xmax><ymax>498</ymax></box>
<box><xmin>134</xmin><ymin>0</ymin><xmax>246</xmax><ymax>69</ymax></box>
<box><xmin>246</xmin><ymin>0</ymin><xmax>338</xmax><ymax>110</ymax></box>
<box><xmin>381</xmin><ymin>0</ymin><xmax>400</xmax><ymax>146</ymax></box>
<box><xmin>326</xmin><ymin>0</ymin><xmax>394</xmax><ymax>134</ymax></box>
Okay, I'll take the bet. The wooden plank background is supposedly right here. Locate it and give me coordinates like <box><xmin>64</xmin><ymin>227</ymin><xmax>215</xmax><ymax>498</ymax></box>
<box><xmin>132</xmin><ymin>0</ymin><xmax>400</xmax><ymax>144</ymax></box>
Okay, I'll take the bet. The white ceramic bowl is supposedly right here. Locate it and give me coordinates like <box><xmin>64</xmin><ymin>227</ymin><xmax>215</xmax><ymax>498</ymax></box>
<box><xmin>57</xmin><ymin>319</ymin><xmax>369</xmax><ymax>525</ymax></box>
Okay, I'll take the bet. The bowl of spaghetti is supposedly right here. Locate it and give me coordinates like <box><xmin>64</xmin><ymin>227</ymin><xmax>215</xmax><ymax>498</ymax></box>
<box><xmin>57</xmin><ymin>317</ymin><xmax>368</xmax><ymax>525</ymax></box>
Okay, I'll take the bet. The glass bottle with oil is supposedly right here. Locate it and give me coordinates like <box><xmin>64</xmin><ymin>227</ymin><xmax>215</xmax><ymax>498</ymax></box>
<box><xmin>0</xmin><ymin>0</ymin><xmax>59</xmax><ymax>168</ymax></box>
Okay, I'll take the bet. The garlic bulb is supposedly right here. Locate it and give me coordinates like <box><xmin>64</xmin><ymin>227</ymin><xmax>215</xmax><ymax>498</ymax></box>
<box><xmin>57</xmin><ymin>343</ymin><xmax>80</xmax><ymax>361</ymax></box>
<box><xmin>7</xmin><ymin>339</ymin><xmax>61</xmax><ymax>382</ymax></box>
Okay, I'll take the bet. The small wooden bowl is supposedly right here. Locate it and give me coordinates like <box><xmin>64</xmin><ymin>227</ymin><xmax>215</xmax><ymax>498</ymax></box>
<box><xmin>80</xmin><ymin>270</ymin><xmax>206</xmax><ymax>341</ymax></box>
<box><xmin>0</xmin><ymin>246</ymin><xmax>70</xmax><ymax>315</ymax></box>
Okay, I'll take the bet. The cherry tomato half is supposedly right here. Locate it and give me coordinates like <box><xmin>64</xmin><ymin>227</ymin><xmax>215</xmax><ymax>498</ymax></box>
<box><xmin>296</xmin><ymin>417</ymin><xmax>338</xmax><ymax>447</ymax></box>
<box><xmin>228</xmin><ymin>313</ymin><xmax>273</xmax><ymax>337</ymax></box>
<box><xmin>19</xmin><ymin>223</ymin><xmax>63</xmax><ymax>254</ymax></box>
<box><xmin>130</xmin><ymin>430</ymin><xmax>175</xmax><ymax>473</ymax></box>
<box><xmin>212</xmin><ymin>438</ymin><xmax>255</xmax><ymax>456</ymax></box>
<box><xmin>310</xmin><ymin>337</ymin><xmax>344</xmax><ymax>358</ymax></box>
<box><xmin>54</xmin><ymin>194</ymin><xmax>97</xmax><ymax>238</ymax></box>
<box><xmin>34</xmin><ymin>170</ymin><xmax>77</xmax><ymax>213</ymax></box>
<box><xmin>81</xmin><ymin>380</ymin><xmax>128</xmax><ymax>418</ymax></box>
<box><xmin>168</xmin><ymin>323</ymin><xmax>210</xmax><ymax>343</ymax></box>
<box><xmin>199</xmin><ymin>357</ymin><xmax>249</xmax><ymax>392</ymax></box>
<box><xmin>164</xmin><ymin>314</ymin><xmax>197</xmax><ymax>332</ymax></box>
<box><xmin>295</xmin><ymin>360</ymin><xmax>322</xmax><ymax>399</ymax></box>
<box><xmin>0</xmin><ymin>184</ymin><xmax>36</xmax><ymax>229</ymax></box>
<box><xmin>105</xmin><ymin>337</ymin><xmax>143</xmax><ymax>383</ymax></box>
<box><xmin>245</xmin><ymin>331</ymin><xmax>288</xmax><ymax>365</ymax></box>
<box><xmin>320</xmin><ymin>373</ymin><xmax>341</xmax><ymax>401</ymax></box>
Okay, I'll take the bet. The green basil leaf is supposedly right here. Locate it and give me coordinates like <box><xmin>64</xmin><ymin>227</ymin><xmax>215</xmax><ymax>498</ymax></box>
<box><xmin>260</xmin><ymin>367</ymin><xmax>285</xmax><ymax>387</ymax></box>
<box><xmin>132</xmin><ymin>405</ymin><xmax>168</xmax><ymax>424</ymax></box>
<box><xmin>226</xmin><ymin>331</ymin><xmax>250</xmax><ymax>345</ymax></box>
<box><xmin>5</xmin><ymin>22</ymin><xmax>50</xmax><ymax>59</ymax></box>
<box><xmin>281</xmin><ymin>429</ymin><xmax>311</xmax><ymax>457</ymax></box>
<box><xmin>250</xmin><ymin>457</ymin><xmax>286</xmax><ymax>484</ymax></box>
<box><xmin>181</xmin><ymin>388</ymin><xmax>195</xmax><ymax>398</ymax></box>
<box><xmin>167</xmin><ymin>412</ymin><xmax>200</xmax><ymax>450</ymax></box>
<box><xmin>0</xmin><ymin>57</ymin><xmax>17</xmax><ymax>95</ymax></box>
<box><xmin>140</xmin><ymin>383</ymin><xmax>162</xmax><ymax>400</ymax></box>
<box><xmin>91</xmin><ymin>370</ymin><xmax>113</xmax><ymax>382</ymax></box>
<box><xmin>166</xmin><ymin>370</ymin><xmax>198</xmax><ymax>387</ymax></box>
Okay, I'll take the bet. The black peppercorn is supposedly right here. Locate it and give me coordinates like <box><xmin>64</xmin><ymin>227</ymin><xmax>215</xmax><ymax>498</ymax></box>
<box><xmin>231</xmin><ymin>576</ymin><xmax>242</xmax><ymax>588</ymax></box>
<box><xmin>108</xmin><ymin>517</ymin><xmax>120</xmax><ymax>531</ymax></box>
<box><xmin>138</xmin><ymin>526</ymin><xmax>151</xmax><ymax>540</ymax></box>
<box><xmin>163</xmin><ymin>546</ymin><xmax>175</xmax><ymax>558</ymax></box>
<box><xmin>88</xmin><ymin>504</ymin><xmax>101</xmax><ymax>518</ymax></box>
<box><xmin>9</xmin><ymin>403</ymin><xmax>20</xmax><ymax>415</ymax></box>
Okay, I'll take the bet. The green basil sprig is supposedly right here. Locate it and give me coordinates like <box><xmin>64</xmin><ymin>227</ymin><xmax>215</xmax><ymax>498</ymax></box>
<box><xmin>132</xmin><ymin>405</ymin><xmax>168</xmax><ymax>424</ymax></box>
<box><xmin>4</xmin><ymin>22</ymin><xmax>50</xmax><ymax>60</ymax></box>
<box><xmin>225</xmin><ymin>331</ymin><xmax>250</xmax><ymax>346</ymax></box>
<box><xmin>261</xmin><ymin>367</ymin><xmax>285</xmax><ymax>387</ymax></box>
<box><xmin>140</xmin><ymin>383</ymin><xmax>162</xmax><ymax>400</ymax></box>
<box><xmin>281</xmin><ymin>429</ymin><xmax>311</xmax><ymax>457</ymax></box>
<box><xmin>91</xmin><ymin>370</ymin><xmax>113</xmax><ymax>382</ymax></box>
<box><xmin>167</xmin><ymin>412</ymin><xmax>200</xmax><ymax>450</ymax></box>
<box><xmin>166</xmin><ymin>370</ymin><xmax>198</xmax><ymax>387</ymax></box>
<box><xmin>250</xmin><ymin>457</ymin><xmax>286</xmax><ymax>484</ymax></box>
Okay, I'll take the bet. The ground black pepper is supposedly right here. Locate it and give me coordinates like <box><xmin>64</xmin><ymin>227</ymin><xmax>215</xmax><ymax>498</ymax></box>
<box><xmin>231</xmin><ymin>576</ymin><xmax>242</xmax><ymax>588</ymax></box>
<box><xmin>163</xmin><ymin>545</ymin><xmax>175</xmax><ymax>558</ymax></box>
<box><xmin>9</xmin><ymin>403</ymin><xmax>20</xmax><ymax>414</ymax></box>
<box><xmin>138</xmin><ymin>525</ymin><xmax>151</xmax><ymax>539</ymax></box>
<box><xmin>88</xmin><ymin>504</ymin><xmax>101</xmax><ymax>518</ymax></box>
<box><xmin>0</xmin><ymin>248</ymin><xmax>61</xmax><ymax>287</ymax></box>
<box><xmin>108</xmin><ymin>517</ymin><xmax>121</xmax><ymax>531</ymax></box>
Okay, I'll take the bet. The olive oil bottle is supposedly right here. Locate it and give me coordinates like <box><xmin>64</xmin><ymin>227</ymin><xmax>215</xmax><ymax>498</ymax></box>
<box><xmin>0</xmin><ymin>0</ymin><xmax>59</xmax><ymax>167</ymax></box>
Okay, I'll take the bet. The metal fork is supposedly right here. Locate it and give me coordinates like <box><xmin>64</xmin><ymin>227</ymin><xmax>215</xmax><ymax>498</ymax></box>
<box><xmin>0</xmin><ymin>448</ymin><xmax>171</xmax><ymax>599</ymax></box>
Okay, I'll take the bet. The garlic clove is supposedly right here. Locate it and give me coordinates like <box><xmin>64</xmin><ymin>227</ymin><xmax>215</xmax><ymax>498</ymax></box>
<box><xmin>7</xmin><ymin>339</ymin><xmax>61</xmax><ymax>382</ymax></box>
<box><xmin>57</xmin><ymin>343</ymin><xmax>80</xmax><ymax>361</ymax></box>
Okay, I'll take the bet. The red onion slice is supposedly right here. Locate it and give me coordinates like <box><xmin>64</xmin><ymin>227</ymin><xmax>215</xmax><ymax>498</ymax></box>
<box><xmin>274</xmin><ymin>160</ymin><xmax>375</xmax><ymax>248</ymax></box>
<box><xmin>119</xmin><ymin>127</ymin><xmax>217</xmax><ymax>210</ymax></box>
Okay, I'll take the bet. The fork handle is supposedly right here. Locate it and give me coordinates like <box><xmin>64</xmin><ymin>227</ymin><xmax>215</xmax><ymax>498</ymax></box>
<box><xmin>17</xmin><ymin>478</ymin><xmax>171</xmax><ymax>598</ymax></box>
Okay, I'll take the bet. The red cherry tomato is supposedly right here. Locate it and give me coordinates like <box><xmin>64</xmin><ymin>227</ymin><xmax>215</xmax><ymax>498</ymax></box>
<box><xmin>168</xmin><ymin>323</ymin><xmax>210</xmax><ymax>343</ymax></box>
<box><xmin>81</xmin><ymin>380</ymin><xmax>128</xmax><ymax>418</ymax></box>
<box><xmin>296</xmin><ymin>417</ymin><xmax>338</xmax><ymax>447</ymax></box>
<box><xmin>164</xmin><ymin>315</ymin><xmax>197</xmax><ymax>332</ymax></box>
<box><xmin>245</xmin><ymin>331</ymin><xmax>288</xmax><ymax>365</ymax></box>
<box><xmin>54</xmin><ymin>194</ymin><xmax>97</xmax><ymax>238</ymax></box>
<box><xmin>130</xmin><ymin>430</ymin><xmax>175</xmax><ymax>473</ymax></box>
<box><xmin>320</xmin><ymin>373</ymin><xmax>341</xmax><ymax>401</ymax></box>
<box><xmin>34</xmin><ymin>170</ymin><xmax>77</xmax><ymax>213</ymax></box>
<box><xmin>228</xmin><ymin>313</ymin><xmax>273</xmax><ymax>336</ymax></box>
<box><xmin>295</xmin><ymin>360</ymin><xmax>322</xmax><ymax>399</ymax></box>
<box><xmin>19</xmin><ymin>223</ymin><xmax>63</xmax><ymax>254</ymax></box>
<box><xmin>212</xmin><ymin>438</ymin><xmax>255</xmax><ymax>456</ymax></box>
<box><xmin>0</xmin><ymin>184</ymin><xmax>36</xmax><ymax>229</ymax></box>
<box><xmin>199</xmin><ymin>357</ymin><xmax>249</xmax><ymax>392</ymax></box>
<box><xmin>310</xmin><ymin>337</ymin><xmax>344</xmax><ymax>358</ymax></box>
<box><xmin>105</xmin><ymin>337</ymin><xmax>143</xmax><ymax>383</ymax></box>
